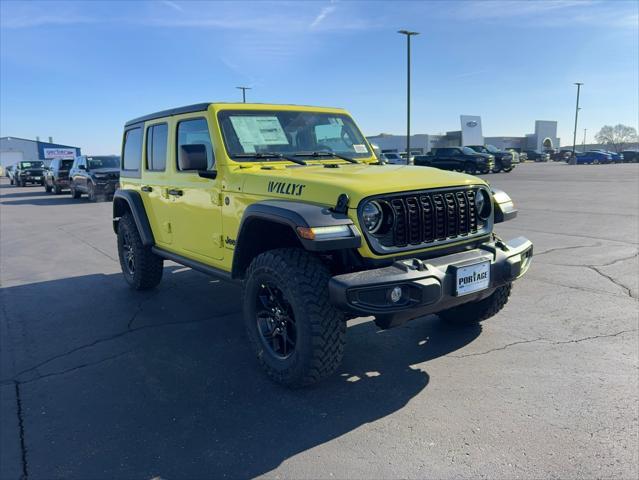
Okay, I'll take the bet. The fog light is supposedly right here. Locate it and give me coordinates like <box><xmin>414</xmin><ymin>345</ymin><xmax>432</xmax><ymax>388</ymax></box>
<box><xmin>389</xmin><ymin>286</ymin><xmax>403</xmax><ymax>303</ymax></box>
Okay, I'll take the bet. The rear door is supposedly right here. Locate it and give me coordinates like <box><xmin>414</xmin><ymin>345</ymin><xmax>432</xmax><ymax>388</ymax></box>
<box><xmin>141</xmin><ymin>122</ymin><xmax>173</xmax><ymax>245</ymax></box>
<box><xmin>169</xmin><ymin>116</ymin><xmax>224</xmax><ymax>262</ymax></box>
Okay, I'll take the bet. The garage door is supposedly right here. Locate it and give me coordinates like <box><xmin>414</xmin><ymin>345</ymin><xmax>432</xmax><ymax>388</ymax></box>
<box><xmin>1</xmin><ymin>151</ymin><xmax>24</xmax><ymax>168</ymax></box>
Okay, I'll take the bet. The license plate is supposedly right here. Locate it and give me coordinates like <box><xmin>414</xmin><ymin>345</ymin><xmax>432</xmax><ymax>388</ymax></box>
<box><xmin>456</xmin><ymin>261</ymin><xmax>490</xmax><ymax>296</ymax></box>
<box><xmin>34</xmin><ymin>177</ymin><xmax>41</xmax><ymax>180</ymax></box>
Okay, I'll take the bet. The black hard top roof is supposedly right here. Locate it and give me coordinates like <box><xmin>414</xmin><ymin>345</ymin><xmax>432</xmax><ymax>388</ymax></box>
<box><xmin>125</xmin><ymin>103</ymin><xmax>212</xmax><ymax>127</ymax></box>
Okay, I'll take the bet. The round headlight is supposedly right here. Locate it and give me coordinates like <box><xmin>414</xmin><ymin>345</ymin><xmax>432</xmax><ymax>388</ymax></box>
<box><xmin>475</xmin><ymin>188</ymin><xmax>491</xmax><ymax>220</ymax></box>
<box><xmin>362</xmin><ymin>201</ymin><xmax>383</xmax><ymax>233</ymax></box>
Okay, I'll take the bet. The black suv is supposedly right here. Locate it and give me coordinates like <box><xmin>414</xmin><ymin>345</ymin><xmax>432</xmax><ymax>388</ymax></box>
<box><xmin>13</xmin><ymin>161</ymin><xmax>45</xmax><ymax>187</ymax></box>
<box><xmin>467</xmin><ymin>145</ymin><xmax>514</xmax><ymax>172</ymax></box>
<box><xmin>43</xmin><ymin>158</ymin><xmax>75</xmax><ymax>194</ymax></box>
<box><xmin>523</xmin><ymin>150</ymin><xmax>550</xmax><ymax>162</ymax></box>
<box><xmin>415</xmin><ymin>147</ymin><xmax>494</xmax><ymax>174</ymax></box>
<box><xmin>69</xmin><ymin>155</ymin><xmax>120</xmax><ymax>201</ymax></box>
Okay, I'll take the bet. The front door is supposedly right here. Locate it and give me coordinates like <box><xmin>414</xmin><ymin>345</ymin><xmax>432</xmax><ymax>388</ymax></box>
<box><xmin>169</xmin><ymin>116</ymin><xmax>224</xmax><ymax>262</ymax></box>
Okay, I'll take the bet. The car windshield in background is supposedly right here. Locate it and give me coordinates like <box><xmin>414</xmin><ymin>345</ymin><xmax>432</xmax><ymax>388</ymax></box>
<box><xmin>61</xmin><ymin>160</ymin><xmax>74</xmax><ymax>169</ymax></box>
<box><xmin>20</xmin><ymin>161</ymin><xmax>43</xmax><ymax>168</ymax></box>
<box><xmin>462</xmin><ymin>147</ymin><xmax>478</xmax><ymax>155</ymax></box>
<box><xmin>486</xmin><ymin>145</ymin><xmax>500</xmax><ymax>153</ymax></box>
<box><xmin>218</xmin><ymin>110</ymin><xmax>371</xmax><ymax>160</ymax></box>
<box><xmin>87</xmin><ymin>156</ymin><xmax>119</xmax><ymax>169</ymax></box>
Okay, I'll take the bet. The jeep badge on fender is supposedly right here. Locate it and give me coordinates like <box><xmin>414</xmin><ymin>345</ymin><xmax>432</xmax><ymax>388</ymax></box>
<box><xmin>112</xmin><ymin>102</ymin><xmax>533</xmax><ymax>387</ymax></box>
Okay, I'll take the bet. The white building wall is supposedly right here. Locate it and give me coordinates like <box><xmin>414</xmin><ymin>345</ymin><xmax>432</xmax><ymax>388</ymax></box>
<box><xmin>0</xmin><ymin>138</ymin><xmax>39</xmax><ymax>168</ymax></box>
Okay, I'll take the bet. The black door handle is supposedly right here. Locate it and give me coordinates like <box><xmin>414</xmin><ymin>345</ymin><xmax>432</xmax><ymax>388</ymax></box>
<box><xmin>168</xmin><ymin>189</ymin><xmax>183</xmax><ymax>196</ymax></box>
<box><xmin>141</xmin><ymin>185</ymin><xmax>152</xmax><ymax>192</ymax></box>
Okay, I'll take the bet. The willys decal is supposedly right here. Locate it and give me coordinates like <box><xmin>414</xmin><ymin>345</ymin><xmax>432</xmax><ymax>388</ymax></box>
<box><xmin>267</xmin><ymin>181</ymin><xmax>307</xmax><ymax>196</ymax></box>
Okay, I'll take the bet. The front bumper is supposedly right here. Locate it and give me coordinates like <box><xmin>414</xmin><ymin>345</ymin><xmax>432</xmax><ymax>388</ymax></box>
<box><xmin>329</xmin><ymin>236</ymin><xmax>533</xmax><ymax>328</ymax></box>
<box><xmin>94</xmin><ymin>180</ymin><xmax>119</xmax><ymax>195</ymax></box>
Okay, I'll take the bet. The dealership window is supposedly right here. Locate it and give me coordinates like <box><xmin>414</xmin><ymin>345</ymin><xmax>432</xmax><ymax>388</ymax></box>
<box><xmin>123</xmin><ymin>127</ymin><xmax>142</xmax><ymax>171</ymax></box>
<box><xmin>146</xmin><ymin>123</ymin><xmax>168</xmax><ymax>171</ymax></box>
<box><xmin>176</xmin><ymin>118</ymin><xmax>214</xmax><ymax>170</ymax></box>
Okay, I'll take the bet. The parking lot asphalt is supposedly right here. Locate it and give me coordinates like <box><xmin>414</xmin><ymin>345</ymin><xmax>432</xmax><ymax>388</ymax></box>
<box><xmin>1</xmin><ymin>163</ymin><xmax>638</xmax><ymax>479</ymax></box>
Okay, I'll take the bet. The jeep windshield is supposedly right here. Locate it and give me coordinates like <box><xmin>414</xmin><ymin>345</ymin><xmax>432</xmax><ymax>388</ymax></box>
<box><xmin>218</xmin><ymin>110</ymin><xmax>371</xmax><ymax>161</ymax></box>
<box><xmin>87</xmin><ymin>156</ymin><xmax>119</xmax><ymax>169</ymax></box>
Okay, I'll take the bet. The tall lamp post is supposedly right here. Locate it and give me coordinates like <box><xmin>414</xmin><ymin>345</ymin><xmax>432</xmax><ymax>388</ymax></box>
<box><xmin>582</xmin><ymin>128</ymin><xmax>587</xmax><ymax>152</ymax></box>
<box><xmin>236</xmin><ymin>86</ymin><xmax>251</xmax><ymax>103</ymax></box>
<box><xmin>398</xmin><ymin>30</ymin><xmax>419</xmax><ymax>165</ymax></box>
<box><xmin>570</xmin><ymin>82</ymin><xmax>583</xmax><ymax>165</ymax></box>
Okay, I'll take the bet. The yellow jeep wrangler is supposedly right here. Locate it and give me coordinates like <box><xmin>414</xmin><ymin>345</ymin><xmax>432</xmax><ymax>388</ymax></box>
<box><xmin>113</xmin><ymin>102</ymin><xmax>533</xmax><ymax>386</ymax></box>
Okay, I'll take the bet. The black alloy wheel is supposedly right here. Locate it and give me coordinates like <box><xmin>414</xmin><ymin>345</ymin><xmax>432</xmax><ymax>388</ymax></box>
<box><xmin>121</xmin><ymin>228</ymin><xmax>136</xmax><ymax>276</ymax></box>
<box><xmin>255</xmin><ymin>281</ymin><xmax>297</xmax><ymax>359</ymax></box>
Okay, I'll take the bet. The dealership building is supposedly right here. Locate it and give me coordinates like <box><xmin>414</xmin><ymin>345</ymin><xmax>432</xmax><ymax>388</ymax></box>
<box><xmin>367</xmin><ymin>115</ymin><xmax>560</xmax><ymax>154</ymax></box>
<box><xmin>0</xmin><ymin>136</ymin><xmax>81</xmax><ymax>168</ymax></box>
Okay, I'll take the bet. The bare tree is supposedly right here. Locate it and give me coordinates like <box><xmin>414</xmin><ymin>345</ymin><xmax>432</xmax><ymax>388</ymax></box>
<box><xmin>594</xmin><ymin>124</ymin><xmax>638</xmax><ymax>152</ymax></box>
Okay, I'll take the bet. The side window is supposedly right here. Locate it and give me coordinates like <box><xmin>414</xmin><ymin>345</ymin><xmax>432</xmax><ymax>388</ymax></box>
<box><xmin>146</xmin><ymin>123</ymin><xmax>168</xmax><ymax>171</ymax></box>
<box><xmin>123</xmin><ymin>128</ymin><xmax>143</xmax><ymax>172</ymax></box>
<box><xmin>177</xmin><ymin>118</ymin><xmax>214</xmax><ymax>171</ymax></box>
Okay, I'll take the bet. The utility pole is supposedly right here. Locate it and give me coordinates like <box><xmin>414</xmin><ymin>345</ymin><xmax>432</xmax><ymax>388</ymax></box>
<box><xmin>236</xmin><ymin>86</ymin><xmax>251</xmax><ymax>103</ymax></box>
<box><xmin>571</xmin><ymin>82</ymin><xmax>583</xmax><ymax>165</ymax></box>
<box><xmin>582</xmin><ymin>128</ymin><xmax>587</xmax><ymax>152</ymax></box>
<box><xmin>398</xmin><ymin>30</ymin><xmax>419</xmax><ymax>165</ymax></box>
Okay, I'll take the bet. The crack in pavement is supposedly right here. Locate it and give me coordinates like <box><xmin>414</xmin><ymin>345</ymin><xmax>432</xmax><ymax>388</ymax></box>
<box><xmin>534</xmin><ymin>243</ymin><xmax>601</xmax><ymax>257</ymax></box>
<box><xmin>448</xmin><ymin>329</ymin><xmax>638</xmax><ymax>358</ymax></box>
<box><xmin>0</xmin><ymin>314</ymin><xmax>224</xmax><ymax>386</ymax></box>
<box><xmin>586</xmin><ymin>265</ymin><xmax>636</xmax><ymax>299</ymax></box>
<box><xmin>56</xmin><ymin>225</ymin><xmax>118</xmax><ymax>262</ymax></box>
<box><xmin>18</xmin><ymin>350</ymin><xmax>135</xmax><ymax>385</ymax></box>
<box><xmin>14</xmin><ymin>381</ymin><xmax>28</xmax><ymax>479</ymax></box>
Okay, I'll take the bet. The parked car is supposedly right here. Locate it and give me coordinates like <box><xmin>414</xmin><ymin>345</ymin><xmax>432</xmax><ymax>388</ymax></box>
<box><xmin>467</xmin><ymin>145</ymin><xmax>515</xmax><ymax>172</ymax></box>
<box><xmin>621</xmin><ymin>150</ymin><xmax>639</xmax><ymax>163</ymax></box>
<box><xmin>553</xmin><ymin>150</ymin><xmax>574</xmax><ymax>162</ymax></box>
<box><xmin>417</xmin><ymin>147</ymin><xmax>494</xmax><ymax>174</ymax></box>
<box><xmin>523</xmin><ymin>150</ymin><xmax>550</xmax><ymax>162</ymax></box>
<box><xmin>13</xmin><ymin>160</ymin><xmax>45</xmax><ymax>186</ymax></box>
<box><xmin>43</xmin><ymin>158</ymin><xmax>75</xmax><ymax>194</ymax></box>
<box><xmin>113</xmin><ymin>101</ymin><xmax>532</xmax><ymax>387</ymax></box>
<box><xmin>69</xmin><ymin>155</ymin><xmax>120</xmax><ymax>201</ymax></box>
<box><xmin>591</xmin><ymin>150</ymin><xmax>623</xmax><ymax>163</ymax></box>
<box><xmin>576</xmin><ymin>151</ymin><xmax>613</xmax><ymax>164</ymax></box>
<box><xmin>6</xmin><ymin>165</ymin><xmax>16</xmax><ymax>184</ymax></box>
<box><xmin>381</xmin><ymin>152</ymin><xmax>405</xmax><ymax>165</ymax></box>
<box><xmin>516</xmin><ymin>151</ymin><xmax>528</xmax><ymax>162</ymax></box>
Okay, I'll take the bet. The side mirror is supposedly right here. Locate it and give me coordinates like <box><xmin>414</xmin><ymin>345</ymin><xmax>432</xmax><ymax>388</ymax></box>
<box><xmin>179</xmin><ymin>144</ymin><xmax>208</xmax><ymax>171</ymax></box>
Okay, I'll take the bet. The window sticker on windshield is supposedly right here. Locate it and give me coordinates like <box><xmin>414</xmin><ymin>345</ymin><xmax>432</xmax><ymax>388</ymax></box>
<box><xmin>353</xmin><ymin>144</ymin><xmax>367</xmax><ymax>154</ymax></box>
<box><xmin>230</xmin><ymin>116</ymin><xmax>289</xmax><ymax>153</ymax></box>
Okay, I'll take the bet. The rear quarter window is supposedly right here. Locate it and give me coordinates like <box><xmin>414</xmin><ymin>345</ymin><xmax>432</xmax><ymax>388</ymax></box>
<box><xmin>122</xmin><ymin>127</ymin><xmax>143</xmax><ymax>174</ymax></box>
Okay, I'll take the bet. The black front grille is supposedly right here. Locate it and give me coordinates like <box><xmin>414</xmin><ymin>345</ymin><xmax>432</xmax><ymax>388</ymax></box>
<box><xmin>371</xmin><ymin>188</ymin><xmax>481</xmax><ymax>250</ymax></box>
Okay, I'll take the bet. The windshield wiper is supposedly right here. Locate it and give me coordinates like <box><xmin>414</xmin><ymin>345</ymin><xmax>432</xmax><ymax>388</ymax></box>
<box><xmin>232</xmin><ymin>152</ymin><xmax>307</xmax><ymax>166</ymax></box>
<box><xmin>294</xmin><ymin>151</ymin><xmax>359</xmax><ymax>164</ymax></box>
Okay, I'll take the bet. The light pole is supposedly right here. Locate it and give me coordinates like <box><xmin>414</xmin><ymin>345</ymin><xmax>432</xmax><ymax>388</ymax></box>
<box><xmin>571</xmin><ymin>82</ymin><xmax>583</xmax><ymax>165</ymax></box>
<box><xmin>582</xmin><ymin>128</ymin><xmax>587</xmax><ymax>152</ymax></box>
<box><xmin>398</xmin><ymin>30</ymin><xmax>419</xmax><ymax>164</ymax></box>
<box><xmin>236</xmin><ymin>86</ymin><xmax>251</xmax><ymax>103</ymax></box>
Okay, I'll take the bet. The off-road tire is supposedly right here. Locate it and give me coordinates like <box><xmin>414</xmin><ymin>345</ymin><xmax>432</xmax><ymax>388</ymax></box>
<box><xmin>439</xmin><ymin>283</ymin><xmax>512</xmax><ymax>324</ymax></box>
<box><xmin>70</xmin><ymin>183</ymin><xmax>81</xmax><ymax>199</ymax></box>
<box><xmin>44</xmin><ymin>182</ymin><xmax>52</xmax><ymax>193</ymax></box>
<box><xmin>9</xmin><ymin>178</ymin><xmax>14</xmax><ymax>185</ymax></box>
<box><xmin>117</xmin><ymin>213</ymin><xmax>163</xmax><ymax>290</ymax></box>
<box><xmin>464</xmin><ymin>162</ymin><xmax>476</xmax><ymax>175</ymax></box>
<box><xmin>243</xmin><ymin>248</ymin><xmax>346</xmax><ymax>387</ymax></box>
<box><xmin>503</xmin><ymin>166</ymin><xmax>513</xmax><ymax>173</ymax></box>
<box><xmin>53</xmin><ymin>183</ymin><xmax>62</xmax><ymax>194</ymax></box>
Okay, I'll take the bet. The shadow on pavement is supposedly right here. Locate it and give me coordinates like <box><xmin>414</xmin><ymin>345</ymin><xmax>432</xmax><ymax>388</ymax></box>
<box><xmin>1</xmin><ymin>268</ymin><xmax>481</xmax><ymax>478</ymax></box>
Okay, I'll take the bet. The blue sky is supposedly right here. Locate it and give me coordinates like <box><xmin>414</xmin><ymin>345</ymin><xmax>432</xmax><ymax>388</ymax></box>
<box><xmin>1</xmin><ymin>0</ymin><xmax>637</xmax><ymax>154</ymax></box>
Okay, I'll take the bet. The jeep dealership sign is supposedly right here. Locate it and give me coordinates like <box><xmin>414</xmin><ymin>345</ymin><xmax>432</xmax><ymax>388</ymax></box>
<box><xmin>44</xmin><ymin>148</ymin><xmax>76</xmax><ymax>159</ymax></box>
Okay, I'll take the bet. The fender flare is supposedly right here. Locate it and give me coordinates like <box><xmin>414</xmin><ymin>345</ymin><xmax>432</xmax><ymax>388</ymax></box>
<box><xmin>232</xmin><ymin>200</ymin><xmax>361</xmax><ymax>277</ymax></box>
<box><xmin>112</xmin><ymin>189</ymin><xmax>155</xmax><ymax>246</ymax></box>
